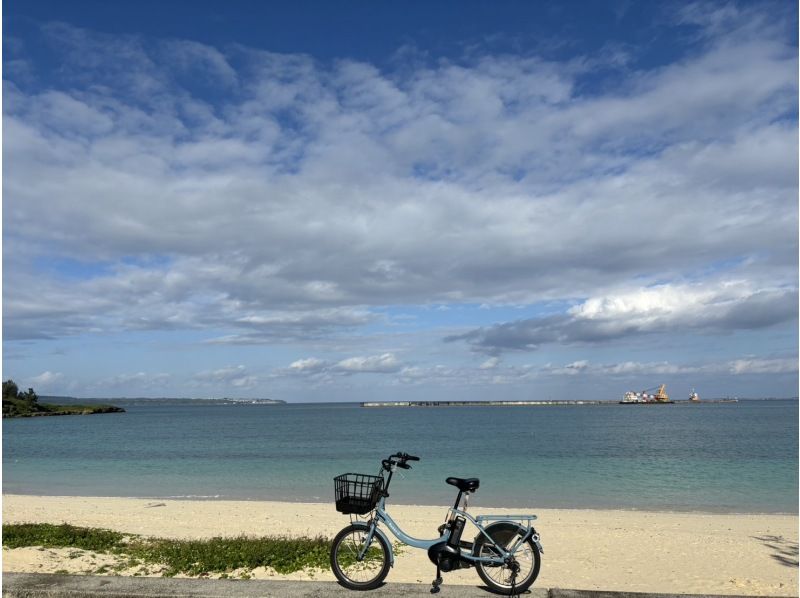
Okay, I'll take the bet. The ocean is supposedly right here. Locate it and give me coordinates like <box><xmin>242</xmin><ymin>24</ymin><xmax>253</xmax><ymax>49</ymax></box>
<box><xmin>2</xmin><ymin>399</ymin><xmax>797</xmax><ymax>513</ymax></box>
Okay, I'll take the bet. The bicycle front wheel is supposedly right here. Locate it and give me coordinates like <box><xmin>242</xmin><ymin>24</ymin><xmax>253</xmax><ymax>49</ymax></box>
<box><xmin>330</xmin><ymin>523</ymin><xmax>391</xmax><ymax>590</ymax></box>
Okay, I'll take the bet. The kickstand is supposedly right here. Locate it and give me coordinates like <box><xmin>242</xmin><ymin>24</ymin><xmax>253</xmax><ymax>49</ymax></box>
<box><xmin>430</xmin><ymin>563</ymin><xmax>443</xmax><ymax>594</ymax></box>
<box><xmin>509</xmin><ymin>560</ymin><xmax>520</xmax><ymax>598</ymax></box>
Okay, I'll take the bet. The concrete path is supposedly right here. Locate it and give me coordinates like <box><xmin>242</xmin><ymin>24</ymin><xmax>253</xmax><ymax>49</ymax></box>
<box><xmin>3</xmin><ymin>574</ymin><xmax>788</xmax><ymax>598</ymax></box>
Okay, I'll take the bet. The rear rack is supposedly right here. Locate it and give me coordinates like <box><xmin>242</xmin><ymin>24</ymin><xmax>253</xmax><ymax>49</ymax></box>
<box><xmin>475</xmin><ymin>514</ymin><xmax>537</xmax><ymax>523</ymax></box>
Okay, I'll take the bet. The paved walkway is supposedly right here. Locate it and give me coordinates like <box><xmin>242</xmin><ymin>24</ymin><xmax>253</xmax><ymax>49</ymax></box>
<box><xmin>3</xmin><ymin>574</ymin><xmax>786</xmax><ymax>598</ymax></box>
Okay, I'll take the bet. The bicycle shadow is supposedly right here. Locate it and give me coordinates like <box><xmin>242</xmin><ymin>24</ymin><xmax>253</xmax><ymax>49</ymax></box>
<box><xmin>752</xmin><ymin>535</ymin><xmax>799</xmax><ymax>567</ymax></box>
<box><xmin>475</xmin><ymin>585</ymin><xmax>533</xmax><ymax>595</ymax></box>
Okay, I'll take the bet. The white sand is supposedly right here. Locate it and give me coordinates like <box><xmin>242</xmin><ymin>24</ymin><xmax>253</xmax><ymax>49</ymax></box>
<box><xmin>2</xmin><ymin>495</ymin><xmax>797</xmax><ymax>595</ymax></box>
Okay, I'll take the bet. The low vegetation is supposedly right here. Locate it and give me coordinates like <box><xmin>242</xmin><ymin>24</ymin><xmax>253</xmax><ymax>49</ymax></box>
<box><xmin>2</xmin><ymin>380</ymin><xmax>124</xmax><ymax>418</ymax></box>
<box><xmin>3</xmin><ymin>523</ymin><xmax>332</xmax><ymax>577</ymax></box>
<box><xmin>3</xmin><ymin>523</ymin><xmax>125</xmax><ymax>552</ymax></box>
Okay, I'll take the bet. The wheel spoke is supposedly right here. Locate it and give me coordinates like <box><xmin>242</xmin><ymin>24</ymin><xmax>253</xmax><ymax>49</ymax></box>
<box><xmin>476</xmin><ymin>529</ymin><xmax>540</xmax><ymax>592</ymax></box>
<box><xmin>333</xmin><ymin>528</ymin><xmax>388</xmax><ymax>587</ymax></box>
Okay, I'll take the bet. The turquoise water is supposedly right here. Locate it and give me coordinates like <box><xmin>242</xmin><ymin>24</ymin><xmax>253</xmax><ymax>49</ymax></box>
<box><xmin>3</xmin><ymin>400</ymin><xmax>797</xmax><ymax>513</ymax></box>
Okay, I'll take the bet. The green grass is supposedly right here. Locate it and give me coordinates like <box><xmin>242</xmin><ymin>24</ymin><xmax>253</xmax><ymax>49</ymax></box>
<box><xmin>3</xmin><ymin>523</ymin><xmax>332</xmax><ymax>577</ymax></box>
<box><xmin>126</xmin><ymin>535</ymin><xmax>331</xmax><ymax>576</ymax></box>
<box><xmin>3</xmin><ymin>523</ymin><xmax>124</xmax><ymax>551</ymax></box>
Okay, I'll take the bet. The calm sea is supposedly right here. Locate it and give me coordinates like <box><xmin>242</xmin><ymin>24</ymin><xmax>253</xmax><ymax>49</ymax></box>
<box><xmin>3</xmin><ymin>400</ymin><xmax>797</xmax><ymax>513</ymax></box>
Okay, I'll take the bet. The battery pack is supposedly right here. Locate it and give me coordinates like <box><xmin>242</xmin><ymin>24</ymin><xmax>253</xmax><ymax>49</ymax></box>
<box><xmin>446</xmin><ymin>516</ymin><xmax>466</xmax><ymax>548</ymax></box>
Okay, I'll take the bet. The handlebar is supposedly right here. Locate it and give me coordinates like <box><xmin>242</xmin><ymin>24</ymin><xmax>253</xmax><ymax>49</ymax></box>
<box><xmin>382</xmin><ymin>452</ymin><xmax>421</xmax><ymax>471</ymax></box>
<box><xmin>391</xmin><ymin>452</ymin><xmax>420</xmax><ymax>461</ymax></box>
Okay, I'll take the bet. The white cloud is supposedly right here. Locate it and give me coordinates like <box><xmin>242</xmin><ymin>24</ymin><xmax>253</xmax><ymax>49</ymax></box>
<box><xmin>452</xmin><ymin>280</ymin><xmax>797</xmax><ymax>354</ymax></box>
<box><xmin>163</xmin><ymin>40</ymin><xmax>238</xmax><ymax>88</ymax></box>
<box><xmin>288</xmin><ymin>358</ymin><xmax>329</xmax><ymax>372</ymax></box>
<box><xmin>480</xmin><ymin>357</ymin><xmax>500</xmax><ymax>369</ymax></box>
<box><xmin>5</xmin><ymin>21</ymin><xmax>796</xmax><ymax>345</ymax></box>
<box><xmin>97</xmin><ymin>372</ymin><xmax>171</xmax><ymax>389</ymax></box>
<box><xmin>728</xmin><ymin>358</ymin><xmax>798</xmax><ymax>375</ymax></box>
<box><xmin>3</xmin><ymin>13</ymin><xmax>797</xmax><ymax>398</ymax></box>
<box><xmin>193</xmin><ymin>365</ymin><xmax>258</xmax><ymax>389</ymax></box>
<box><xmin>27</xmin><ymin>371</ymin><xmax>64</xmax><ymax>390</ymax></box>
<box><xmin>283</xmin><ymin>353</ymin><xmax>404</xmax><ymax>376</ymax></box>
<box><xmin>335</xmin><ymin>353</ymin><xmax>402</xmax><ymax>374</ymax></box>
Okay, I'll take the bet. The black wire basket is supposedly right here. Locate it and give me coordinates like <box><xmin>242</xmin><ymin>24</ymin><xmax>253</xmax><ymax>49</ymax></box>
<box><xmin>334</xmin><ymin>473</ymin><xmax>384</xmax><ymax>514</ymax></box>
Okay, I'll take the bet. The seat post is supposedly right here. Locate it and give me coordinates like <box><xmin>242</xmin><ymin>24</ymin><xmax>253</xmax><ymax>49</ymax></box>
<box><xmin>452</xmin><ymin>490</ymin><xmax>463</xmax><ymax>510</ymax></box>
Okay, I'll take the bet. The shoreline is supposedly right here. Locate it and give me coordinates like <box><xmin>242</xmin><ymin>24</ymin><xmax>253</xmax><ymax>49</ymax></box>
<box><xmin>3</xmin><ymin>491</ymin><xmax>796</xmax><ymax>516</ymax></box>
<box><xmin>3</xmin><ymin>494</ymin><xmax>798</xmax><ymax>596</ymax></box>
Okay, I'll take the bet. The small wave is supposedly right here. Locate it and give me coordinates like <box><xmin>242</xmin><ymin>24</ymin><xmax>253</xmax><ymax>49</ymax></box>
<box><xmin>163</xmin><ymin>494</ymin><xmax>222</xmax><ymax>499</ymax></box>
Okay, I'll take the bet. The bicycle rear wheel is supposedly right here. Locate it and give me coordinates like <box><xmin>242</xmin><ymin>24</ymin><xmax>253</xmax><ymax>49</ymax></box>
<box><xmin>330</xmin><ymin>523</ymin><xmax>391</xmax><ymax>590</ymax></box>
<box><xmin>473</xmin><ymin>522</ymin><xmax>540</xmax><ymax>595</ymax></box>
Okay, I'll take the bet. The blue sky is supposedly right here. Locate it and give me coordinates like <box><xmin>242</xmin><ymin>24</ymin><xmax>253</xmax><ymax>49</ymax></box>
<box><xmin>3</xmin><ymin>1</ymin><xmax>798</xmax><ymax>400</ymax></box>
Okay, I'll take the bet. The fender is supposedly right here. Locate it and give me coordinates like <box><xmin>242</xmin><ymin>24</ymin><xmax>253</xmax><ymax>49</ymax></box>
<box><xmin>473</xmin><ymin>521</ymin><xmax>544</xmax><ymax>557</ymax></box>
<box><xmin>351</xmin><ymin>521</ymin><xmax>395</xmax><ymax>568</ymax></box>
<box><xmin>505</xmin><ymin>522</ymin><xmax>544</xmax><ymax>554</ymax></box>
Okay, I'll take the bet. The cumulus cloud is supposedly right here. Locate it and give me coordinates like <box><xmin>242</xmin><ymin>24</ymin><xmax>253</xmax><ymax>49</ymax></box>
<box><xmin>2</xmin><ymin>10</ymin><xmax>797</xmax><ymax>398</ymax></box>
<box><xmin>480</xmin><ymin>357</ymin><xmax>501</xmax><ymax>369</ymax></box>
<box><xmin>4</xmin><ymin>14</ymin><xmax>797</xmax><ymax>347</ymax></box>
<box><xmin>335</xmin><ymin>353</ymin><xmax>402</xmax><ymax>374</ymax></box>
<box><xmin>27</xmin><ymin>371</ymin><xmax>64</xmax><ymax>390</ymax></box>
<box><xmin>449</xmin><ymin>281</ymin><xmax>798</xmax><ymax>354</ymax></box>
<box><xmin>728</xmin><ymin>358</ymin><xmax>798</xmax><ymax>375</ymax></box>
<box><xmin>97</xmin><ymin>372</ymin><xmax>171</xmax><ymax>390</ymax></box>
<box><xmin>283</xmin><ymin>353</ymin><xmax>404</xmax><ymax>376</ymax></box>
<box><xmin>385</xmin><ymin>356</ymin><xmax>799</xmax><ymax>388</ymax></box>
<box><xmin>288</xmin><ymin>358</ymin><xmax>329</xmax><ymax>373</ymax></box>
<box><xmin>193</xmin><ymin>365</ymin><xmax>258</xmax><ymax>389</ymax></box>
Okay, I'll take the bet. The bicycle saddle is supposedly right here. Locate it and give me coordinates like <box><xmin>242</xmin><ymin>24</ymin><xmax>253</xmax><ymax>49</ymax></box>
<box><xmin>446</xmin><ymin>477</ymin><xmax>480</xmax><ymax>492</ymax></box>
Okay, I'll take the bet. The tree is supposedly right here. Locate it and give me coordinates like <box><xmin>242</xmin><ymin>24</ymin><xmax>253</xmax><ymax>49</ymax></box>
<box><xmin>3</xmin><ymin>380</ymin><xmax>19</xmax><ymax>401</ymax></box>
<box><xmin>19</xmin><ymin>388</ymin><xmax>39</xmax><ymax>404</ymax></box>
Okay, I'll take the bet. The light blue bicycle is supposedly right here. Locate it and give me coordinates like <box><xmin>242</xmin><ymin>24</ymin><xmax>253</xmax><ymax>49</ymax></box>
<box><xmin>331</xmin><ymin>452</ymin><xmax>543</xmax><ymax>595</ymax></box>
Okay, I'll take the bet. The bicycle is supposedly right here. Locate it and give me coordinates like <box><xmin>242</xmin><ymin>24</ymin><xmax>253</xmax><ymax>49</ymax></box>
<box><xmin>330</xmin><ymin>452</ymin><xmax>543</xmax><ymax>595</ymax></box>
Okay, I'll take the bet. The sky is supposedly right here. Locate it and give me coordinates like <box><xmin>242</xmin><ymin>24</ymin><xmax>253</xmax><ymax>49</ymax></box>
<box><xmin>2</xmin><ymin>0</ymin><xmax>798</xmax><ymax>401</ymax></box>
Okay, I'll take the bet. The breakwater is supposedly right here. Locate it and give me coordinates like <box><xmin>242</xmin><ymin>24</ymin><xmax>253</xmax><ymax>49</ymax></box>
<box><xmin>361</xmin><ymin>400</ymin><xmax>608</xmax><ymax>407</ymax></box>
<box><xmin>360</xmin><ymin>399</ymin><xmax>740</xmax><ymax>407</ymax></box>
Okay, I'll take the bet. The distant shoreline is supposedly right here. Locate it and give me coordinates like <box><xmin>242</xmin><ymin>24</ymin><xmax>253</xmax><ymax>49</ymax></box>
<box><xmin>20</xmin><ymin>396</ymin><xmax>796</xmax><ymax>406</ymax></box>
<box><xmin>35</xmin><ymin>396</ymin><xmax>286</xmax><ymax>406</ymax></box>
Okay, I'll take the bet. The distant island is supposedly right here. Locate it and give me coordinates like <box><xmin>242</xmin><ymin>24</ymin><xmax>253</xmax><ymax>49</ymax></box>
<box><xmin>2</xmin><ymin>380</ymin><xmax>125</xmax><ymax>418</ymax></box>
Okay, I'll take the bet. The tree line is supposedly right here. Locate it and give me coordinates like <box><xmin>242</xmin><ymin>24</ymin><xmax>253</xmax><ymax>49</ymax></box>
<box><xmin>3</xmin><ymin>380</ymin><xmax>39</xmax><ymax>404</ymax></box>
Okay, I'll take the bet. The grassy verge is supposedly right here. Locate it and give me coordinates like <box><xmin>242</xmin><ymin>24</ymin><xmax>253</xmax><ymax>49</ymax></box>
<box><xmin>3</xmin><ymin>523</ymin><xmax>331</xmax><ymax>577</ymax></box>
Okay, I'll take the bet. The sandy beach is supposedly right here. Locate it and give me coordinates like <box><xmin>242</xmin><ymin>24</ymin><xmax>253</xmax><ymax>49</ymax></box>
<box><xmin>2</xmin><ymin>494</ymin><xmax>797</xmax><ymax>595</ymax></box>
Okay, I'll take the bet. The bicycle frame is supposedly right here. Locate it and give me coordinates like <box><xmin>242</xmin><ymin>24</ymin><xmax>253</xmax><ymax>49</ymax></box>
<box><xmin>358</xmin><ymin>490</ymin><xmax>539</xmax><ymax>567</ymax></box>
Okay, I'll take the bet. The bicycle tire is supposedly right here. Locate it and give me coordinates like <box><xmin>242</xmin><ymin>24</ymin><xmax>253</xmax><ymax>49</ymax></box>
<box><xmin>330</xmin><ymin>523</ymin><xmax>391</xmax><ymax>590</ymax></box>
<box><xmin>473</xmin><ymin>522</ymin><xmax>541</xmax><ymax>595</ymax></box>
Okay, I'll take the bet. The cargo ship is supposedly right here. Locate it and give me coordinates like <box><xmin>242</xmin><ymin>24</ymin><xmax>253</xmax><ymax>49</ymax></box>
<box><xmin>620</xmin><ymin>384</ymin><xmax>674</xmax><ymax>404</ymax></box>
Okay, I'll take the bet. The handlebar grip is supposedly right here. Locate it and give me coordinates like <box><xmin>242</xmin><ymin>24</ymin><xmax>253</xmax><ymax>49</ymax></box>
<box><xmin>405</xmin><ymin>454</ymin><xmax>420</xmax><ymax>461</ymax></box>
